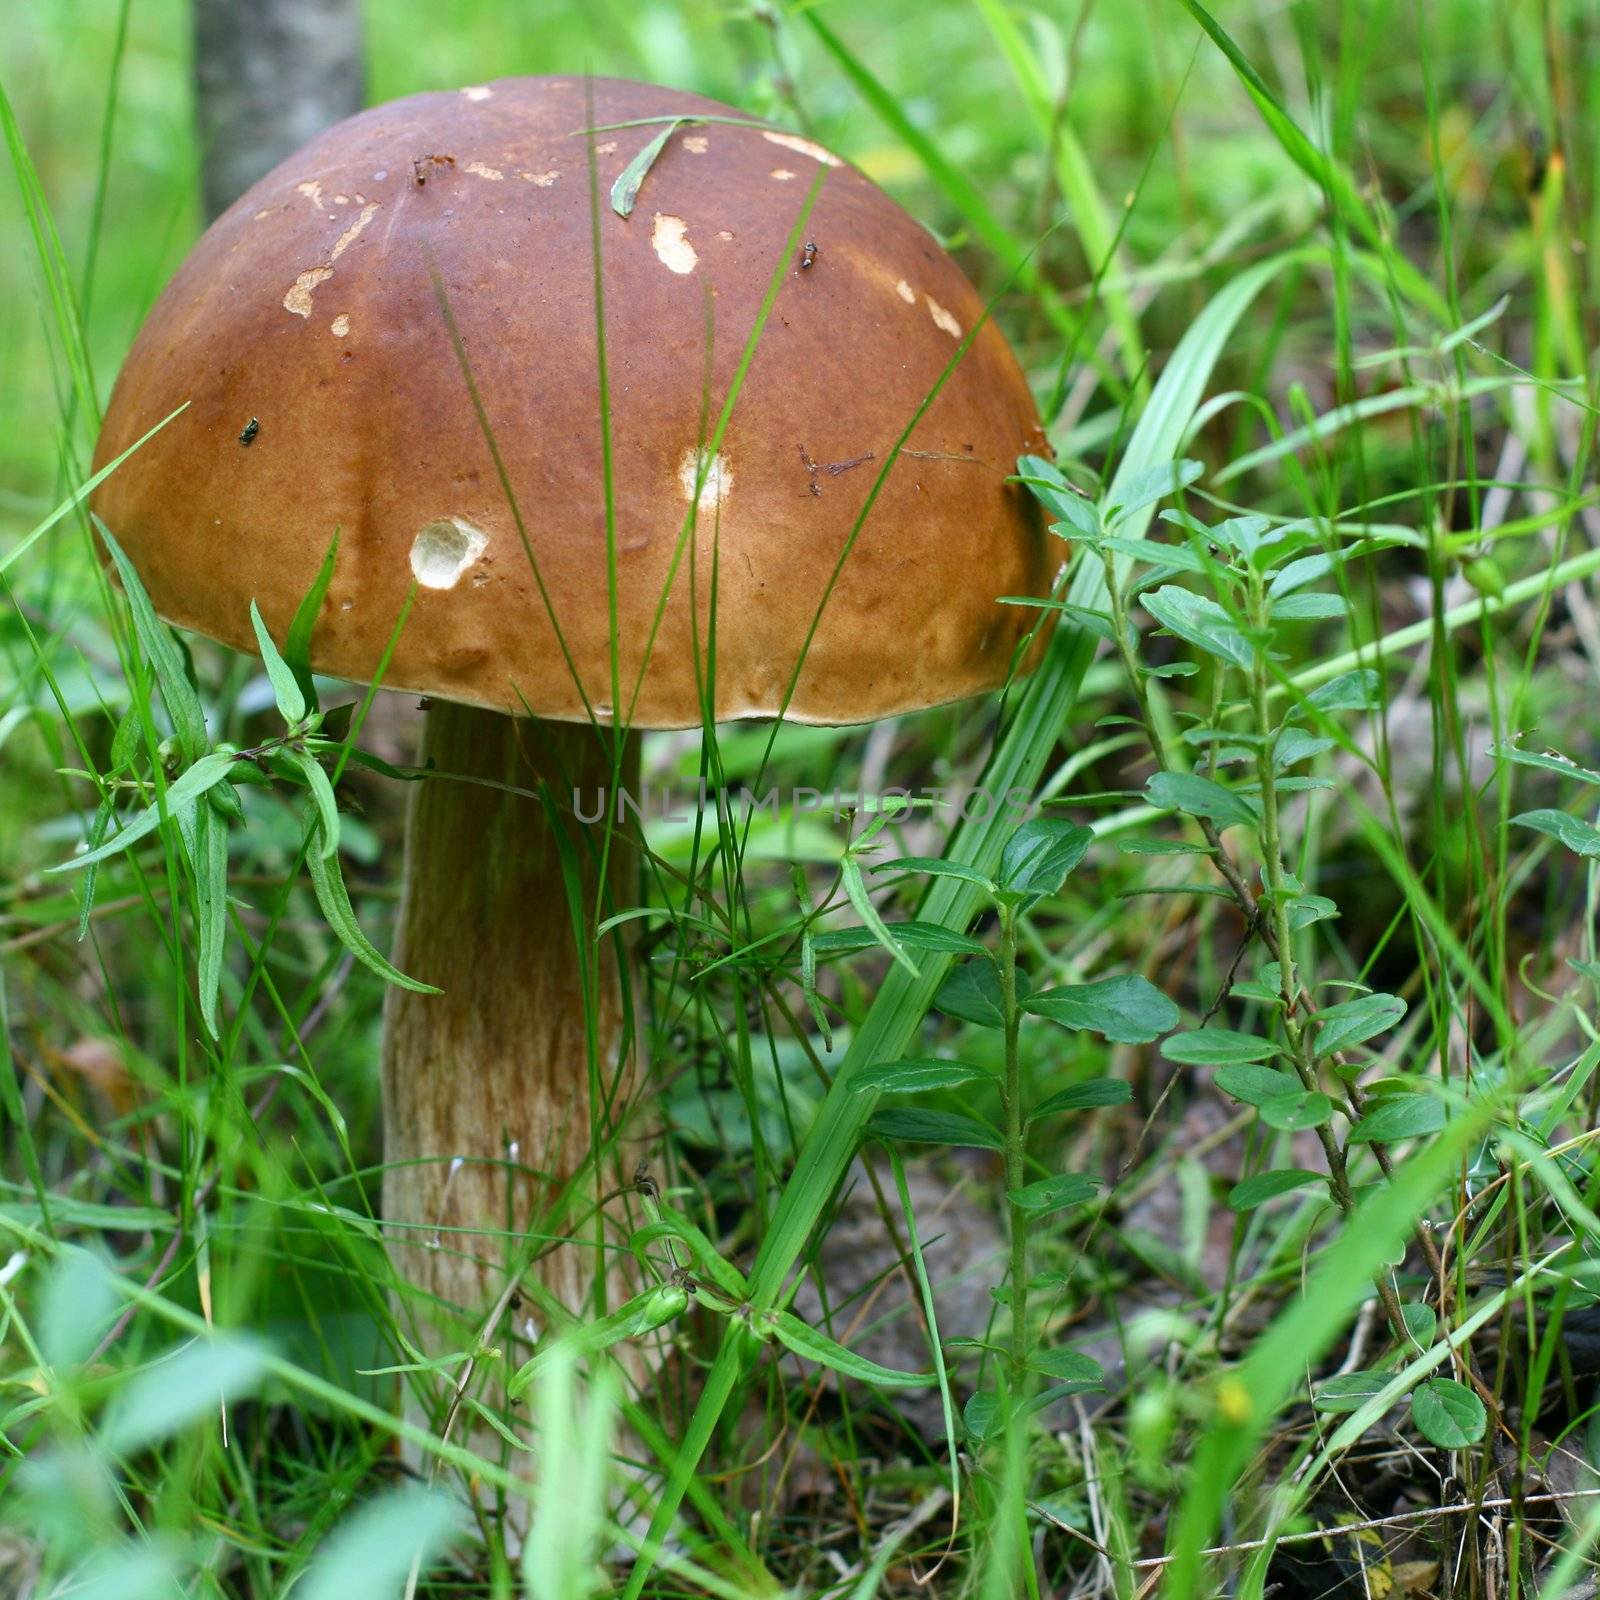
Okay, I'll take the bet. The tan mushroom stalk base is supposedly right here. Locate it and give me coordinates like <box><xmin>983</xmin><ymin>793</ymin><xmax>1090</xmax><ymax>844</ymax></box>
<box><xmin>381</xmin><ymin>702</ymin><xmax>643</xmax><ymax>1394</ymax></box>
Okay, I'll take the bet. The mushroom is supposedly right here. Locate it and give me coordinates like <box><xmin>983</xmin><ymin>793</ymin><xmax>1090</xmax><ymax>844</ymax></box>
<box><xmin>91</xmin><ymin>77</ymin><xmax>1051</xmax><ymax>1402</ymax></box>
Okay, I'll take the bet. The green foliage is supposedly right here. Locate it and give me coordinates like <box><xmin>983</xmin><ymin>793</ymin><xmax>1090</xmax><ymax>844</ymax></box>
<box><xmin>6</xmin><ymin>2</ymin><xmax>1600</xmax><ymax>1595</ymax></box>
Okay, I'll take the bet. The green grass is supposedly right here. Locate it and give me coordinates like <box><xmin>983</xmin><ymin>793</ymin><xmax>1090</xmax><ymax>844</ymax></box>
<box><xmin>5</xmin><ymin>1</ymin><xmax>1600</xmax><ymax>1596</ymax></box>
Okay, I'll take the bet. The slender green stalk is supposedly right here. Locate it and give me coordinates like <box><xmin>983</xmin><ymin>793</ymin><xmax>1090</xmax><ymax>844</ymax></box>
<box><xmin>997</xmin><ymin>906</ymin><xmax>1028</xmax><ymax>1396</ymax></box>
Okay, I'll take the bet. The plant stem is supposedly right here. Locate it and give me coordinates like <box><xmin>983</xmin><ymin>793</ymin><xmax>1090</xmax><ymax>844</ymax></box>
<box><xmin>998</xmin><ymin>904</ymin><xmax>1029</xmax><ymax>1395</ymax></box>
<box><xmin>1101</xmin><ymin>549</ymin><xmax>1269</xmax><ymax>940</ymax></box>
<box><xmin>1246</xmin><ymin>572</ymin><xmax>1412</xmax><ymax>1344</ymax></box>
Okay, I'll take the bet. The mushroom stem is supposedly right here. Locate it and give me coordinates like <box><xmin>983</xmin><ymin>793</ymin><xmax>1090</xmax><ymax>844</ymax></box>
<box><xmin>381</xmin><ymin>702</ymin><xmax>643</xmax><ymax>1386</ymax></box>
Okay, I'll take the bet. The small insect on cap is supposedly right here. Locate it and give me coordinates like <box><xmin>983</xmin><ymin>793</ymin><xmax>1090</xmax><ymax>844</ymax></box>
<box><xmin>92</xmin><ymin>76</ymin><xmax>1053</xmax><ymax>728</ymax></box>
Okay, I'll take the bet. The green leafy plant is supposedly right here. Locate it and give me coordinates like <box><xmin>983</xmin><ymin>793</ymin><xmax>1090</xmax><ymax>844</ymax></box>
<box><xmin>1022</xmin><ymin>450</ymin><xmax>1489</xmax><ymax>1453</ymax></box>
<box><xmin>848</xmin><ymin>813</ymin><xmax>1176</xmax><ymax>1439</ymax></box>
<box><xmin>50</xmin><ymin>526</ymin><xmax>435</xmax><ymax>1038</ymax></box>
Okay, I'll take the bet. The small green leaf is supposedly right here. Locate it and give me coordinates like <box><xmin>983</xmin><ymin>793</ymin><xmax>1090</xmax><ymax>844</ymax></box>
<box><xmin>39</xmin><ymin>1248</ymin><xmax>119</xmax><ymax>1370</ymax></box>
<box><xmin>49</xmin><ymin>750</ymin><xmax>239</xmax><ymax>874</ymax></box>
<box><xmin>1146</xmin><ymin>770</ymin><xmax>1260</xmax><ymax>831</ymax></box>
<box><xmin>637</xmin><ymin>1205</ymin><xmax>747</xmax><ymax>1300</ymax></box>
<box><xmin>1008</xmin><ymin>1173</ymin><xmax>1099</xmax><ymax>1218</ymax></box>
<box><xmin>1259</xmin><ymin>1090</ymin><xmax>1332</xmax><ymax>1131</ymax></box>
<box><xmin>1029</xmin><ymin>1078</ymin><xmax>1131</xmax><ymax>1120</ymax></box>
<box><xmin>767</xmin><ymin>1310</ymin><xmax>934</xmax><ymax>1388</ymax></box>
<box><xmin>1118</xmin><ymin>837</ymin><xmax>1215</xmax><ymax>857</ymax></box>
<box><xmin>303</xmin><ymin>815</ymin><xmax>440</xmax><ymax>994</ymax></box>
<box><xmin>75</xmin><ymin>798</ymin><xmax>114</xmax><ymax>941</ymax></box>
<box><xmin>935</xmin><ymin>960</ymin><xmax>1022</xmax><ymax>1029</ymax></box>
<box><xmin>1027</xmin><ymin>1348</ymin><xmax>1104</xmax><ymax>1386</ymax></box>
<box><xmin>812</xmin><ymin>921</ymin><xmax>988</xmax><ymax>958</ymax></box>
<box><xmin>96</xmin><ymin>518</ymin><xmax>207</xmax><ymax>761</ymax></box>
<box><xmin>1003</xmin><ymin>596</ymin><xmax>1117</xmax><ymax>640</ymax></box>
<box><xmin>1161</xmin><ymin>1029</ymin><xmax>1280</xmax><ymax>1066</ymax></box>
<box><xmin>250</xmin><ymin>600</ymin><xmax>307</xmax><ymax>725</ymax></box>
<box><xmin>1017</xmin><ymin>455</ymin><xmax>1098</xmax><ymax>533</ymax></box>
<box><xmin>868</xmin><ymin>1109</ymin><xmax>1003</xmax><ymax>1151</ymax></box>
<box><xmin>290</xmin><ymin>749</ymin><xmax>341</xmax><ymax>859</ymax></box>
<box><xmin>1284</xmin><ymin>892</ymin><xmax>1340</xmax><ymax>929</ymax></box>
<box><xmin>840</xmin><ymin>853</ymin><xmax>919</xmax><ymax>978</ymax></box>
<box><xmin>193</xmin><ymin>797</ymin><xmax>229</xmax><ymax>1039</ymax></box>
<box><xmin>101</xmin><ymin>1335</ymin><xmax>270</xmax><ymax>1455</ymax></box>
<box><xmin>1306</xmin><ymin>668</ymin><xmax>1381</xmax><ymax>712</ymax></box>
<box><xmin>1493</xmin><ymin>744</ymin><xmax>1600</xmax><ymax>788</ymax></box>
<box><xmin>1311</xmin><ymin>992</ymin><xmax>1405</xmax><ymax>1058</ymax></box>
<box><xmin>1023</xmin><ymin>974</ymin><xmax>1178</xmax><ymax>1044</ymax></box>
<box><xmin>998</xmin><ymin>819</ymin><xmax>1094</xmax><ymax>898</ymax></box>
<box><xmin>1513</xmin><ymin>809</ymin><xmax>1600</xmax><ymax>859</ymax></box>
<box><xmin>1400</xmin><ymin>1302</ymin><xmax>1437</xmax><ymax>1348</ymax></box>
<box><xmin>297</xmin><ymin>1486</ymin><xmax>462</xmax><ymax>1600</ymax></box>
<box><xmin>1347</xmin><ymin>1094</ymin><xmax>1444</xmax><ymax>1144</ymax></box>
<box><xmin>1267</xmin><ymin>553</ymin><xmax>1334</xmax><ymax>596</ymax></box>
<box><xmin>53</xmin><ymin>1546</ymin><xmax>182</xmax><ymax>1600</ymax></box>
<box><xmin>1141</xmin><ymin>585</ymin><xmax>1253</xmax><ymax>668</ymax></box>
<box><xmin>853</xmin><ymin>1059</ymin><xmax>994</xmax><ymax>1094</ymax></box>
<box><xmin>1213</xmin><ymin>1063</ymin><xmax>1302</xmax><ymax>1107</ymax></box>
<box><xmin>611</xmin><ymin>118</ymin><xmax>687</xmax><ymax>217</ymax></box>
<box><xmin>963</xmin><ymin>1389</ymin><xmax>1002</xmax><ymax>1441</ymax></box>
<box><xmin>1107</xmin><ymin>459</ymin><xmax>1204</xmax><ymax>526</ymax></box>
<box><xmin>1270</xmin><ymin>591</ymin><xmax>1347</xmax><ymax>621</ymax></box>
<box><xmin>1209</xmin><ymin>514</ymin><xmax>1276</xmax><ymax>558</ymax></box>
<box><xmin>1227</xmin><ymin>1169</ymin><xmax>1326</xmax><ymax>1211</ymax></box>
<box><xmin>508</xmin><ymin>1286</ymin><xmax>688</xmax><ymax>1397</ymax></box>
<box><xmin>286</xmin><ymin>528</ymin><xmax>341</xmax><ymax>709</ymax></box>
<box><xmin>1410</xmin><ymin>1377</ymin><xmax>1485</xmax><ymax>1448</ymax></box>
<box><xmin>1274</xmin><ymin>730</ymin><xmax>1335</xmax><ymax>769</ymax></box>
<box><xmin>1100</xmin><ymin>535</ymin><xmax>1207</xmax><ymax>573</ymax></box>
<box><xmin>1313</xmin><ymin>1369</ymin><xmax>1391</xmax><ymax>1414</ymax></box>
<box><xmin>872</xmin><ymin>855</ymin><xmax>996</xmax><ymax>891</ymax></box>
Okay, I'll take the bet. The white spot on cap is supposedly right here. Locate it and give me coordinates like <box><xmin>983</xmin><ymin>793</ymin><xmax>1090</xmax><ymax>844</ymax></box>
<box><xmin>410</xmin><ymin>518</ymin><xmax>489</xmax><ymax>589</ymax></box>
<box><xmin>462</xmin><ymin>85</ymin><xmax>492</xmax><ymax>100</ymax></box>
<box><xmin>762</xmin><ymin>130</ymin><xmax>841</xmax><ymax>167</ymax></box>
<box><xmin>329</xmin><ymin>201</ymin><xmax>380</xmax><ymax>260</ymax></box>
<box><xmin>925</xmin><ymin>296</ymin><xmax>962</xmax><ymax>337</ymax></box>
<box><xmin>683</xmin><ymin>135</ymin><xmax>708</xmax><ymax>154</ymax></box>
<box><xmin>652</xmin><ymin>213</ymin><xmax>698</xmax><ymax>274</ymax></box>
<box><xmin>331</xmin><ymin>314</ymin><xmax>351</xmax><ymax>337</ymax></box>
<box><xmin>595</xmin><ymin>141</ymin><xmax>617</xmax><ymax>154</ymax></box>
<box><xmin>895</xmin><ymin>279</ymin><xmax>916</xmax><ymax>304</ymax></box>
<box><xmin>296</xmin><ymin>180</ymin><xmax>324</xmax><ymax>208</ymax></box>
<box><xmin>770</xmin><ymin>168</ymin><xmax>797</xmax><ymax>181</ymax></box>
<box><xmin>465</xmin><ymin>161</ymin><xmax>505</xmax><ymax>181</ymax></box>
<box><xmin>283</xmin><ymin>266</ymin><xmax>332</xmax><ymax>316</ymax></box>
<box><xmin>717</xmin><ymin>230</ymin><xmax>734</xmax><ymax>242</ymax></box>
<box><xmin>519</xmin><ymin>169</ymin><xmax>559</xmax><ymax>186</ymax></box>
<box><xmin>679</xmin><ymin>448</ymin><xmax>732</xmax><ymax>513</ymax></box>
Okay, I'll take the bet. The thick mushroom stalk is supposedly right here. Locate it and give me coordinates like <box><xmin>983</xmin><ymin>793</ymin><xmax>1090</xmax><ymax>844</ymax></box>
<box><xmin>381</xmin><ymin>702</ymin><xmax>642</xmax><ymax>1383</ymax></box>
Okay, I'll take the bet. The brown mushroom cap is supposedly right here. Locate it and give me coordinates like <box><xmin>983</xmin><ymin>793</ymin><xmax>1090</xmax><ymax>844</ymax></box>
<box><xmin>92</xmin><ymin>76</ymin><xmax>1052</xmax><ymax>728</ymax></box>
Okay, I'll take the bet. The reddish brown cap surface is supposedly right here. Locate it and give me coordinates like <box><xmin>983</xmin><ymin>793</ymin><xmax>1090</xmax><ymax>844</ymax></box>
<box><xmin>92</xmin><ymin>76</ymin><xmax>1052</xmax><ymax>727</ymax></box>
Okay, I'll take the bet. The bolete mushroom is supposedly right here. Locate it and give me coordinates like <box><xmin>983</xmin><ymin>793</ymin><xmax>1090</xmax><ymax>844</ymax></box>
<box><xmin>91</xmin><ymin>76</ymin><xmax>1050</xmax><ymax>1403</ymax></box>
